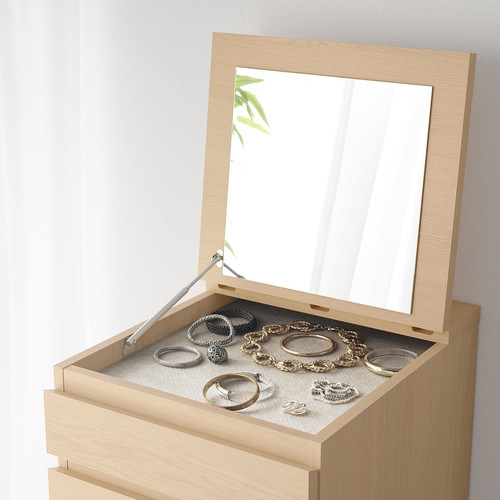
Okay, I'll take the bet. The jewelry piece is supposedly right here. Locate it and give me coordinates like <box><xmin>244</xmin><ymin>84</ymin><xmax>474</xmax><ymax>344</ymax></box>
<box><xmin>206</xmin><ymin>306</ymin><xmax>257</xmax><ymax>335</ymax></box>
<box><xmin>241</xmin><ymin>320</ymin><xmax>367</xmax><ymax>373</ymax></box>
<box><xmin>187</xmin><ymin>314</ymin><xmax>235</xmax><ymax>346</ymax></box>
<box><xmin>216</xmin><ymin>372</ymin><xmax>275</xmax><ymax>401</ymax></box>
<box><xmin>364</xmin><ymin>348</ymin><xmax>418</xmax><ymax>377</ymax></box>
<box><xmin>280</xmin><ymin>400</ymin><xmax>307</xmax><ymax>416</ymax></box>
<box><xmin>207</xmin><ymin>344</ymin><xmax>228</xmax><ymax>364</ymax></box>
<box><xmin>202</xmin><ymin>373</ymin><xmax>260</xmax><ymax>411</ymax></box>
<box><xmin>280</xmin><ymin>332</ymin><xmax>336</xmax><ymax>357</ymax></box>
<box><xmin>311</xmin><ymin>380</ymin><xmax>360</xmax><ymax>404</ymax></box>
<box><xmin>153</xmin><ymin>346</ymin><xmax>202</xmax><ymax>368</ymax></box>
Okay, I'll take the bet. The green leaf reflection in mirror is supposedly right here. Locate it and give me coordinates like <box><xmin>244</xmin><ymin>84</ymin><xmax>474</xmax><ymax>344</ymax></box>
<box><xmin>233</xmin><ymin>74</ymin><xmax>270</xmax><ymax>148</ymax></box>
<box><xmin>226</xmin><ymin>73</ymin><xmax>271</xmax><ymax>257</ymax></box>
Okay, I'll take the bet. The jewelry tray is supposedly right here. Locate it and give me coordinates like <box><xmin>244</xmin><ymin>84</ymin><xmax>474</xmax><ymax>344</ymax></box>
<box><xmin>101</xmin><ymin>299</ymin><xmax>432</xmax><ymax>434</ymax></box>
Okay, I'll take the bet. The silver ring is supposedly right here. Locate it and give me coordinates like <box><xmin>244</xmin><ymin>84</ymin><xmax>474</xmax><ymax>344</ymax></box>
<box><xmin>187</xmin><ymin>314</ymin><xmax>235</xmax><ymax>346</ymax></box>
<box><xmin>153</xmin><ymin>345</ymin><xmax>203</xmax><ymax>368</ymax></box>
<box><xmin>215</xmin><ymin>372</ymin><xmax>275</xmax><ymax>401</ymax></box>
<box><xmin>280</xmin><ymin>400</ymin><xmax>307</xmax><ymax>415</ymax></box>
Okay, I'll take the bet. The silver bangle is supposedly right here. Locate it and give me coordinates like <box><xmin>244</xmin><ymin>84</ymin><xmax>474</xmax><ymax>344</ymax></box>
<box><xmin>364</xmin><ymin>348</ymin><xmax>417</xmax><ymax>377</ymax></box>
<box><xmin>153</xmin><ymin>345</ymin><xmax>203</xmax><ymax>368</ymax></box>
<box><xmin>215</xmin><ymin>372</ymin><xmax>275</xmax><ymax>401</ymax></box>
<box><xmin>187</xmin><ymin>314</ymin><xmax>235</xmax><ymax>346</ymax></box>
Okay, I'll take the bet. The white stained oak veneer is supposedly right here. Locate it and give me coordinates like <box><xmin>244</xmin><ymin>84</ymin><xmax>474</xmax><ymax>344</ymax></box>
<box><xmin>45</xmin><ymin>292</ymin><xmax>479</xmax><ymax>500</ymax></box>
<box><xmin>45</xmin><ymin>389</ymin><xmax>319</xmax><ymax>500</ymax></box>
<box><xmin>200</xmin><ymin>34</ymin><xmax>476</xmax><ymax>334</ymax></box>
<box><xmin>44</xmin><ymin>35</ymin><xmax>478</xmax><ymax>500</ymax></box>
<box><xmin>48</xmin><ymin>468</ymin><xmax>153</xmax><ymax>500</ymax></box>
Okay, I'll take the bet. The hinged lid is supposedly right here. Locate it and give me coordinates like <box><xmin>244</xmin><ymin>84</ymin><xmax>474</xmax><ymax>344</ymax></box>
<box><xmin>199</xmin><ymin>33</ymin><xmax>476</xmax><ymax>333</ymax></box>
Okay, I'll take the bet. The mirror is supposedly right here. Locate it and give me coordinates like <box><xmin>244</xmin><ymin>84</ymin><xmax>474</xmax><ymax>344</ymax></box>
<box><xmin>223</xmin><ymin>67</ymin><xmax>433</xmax><ymax>314</ymax></box>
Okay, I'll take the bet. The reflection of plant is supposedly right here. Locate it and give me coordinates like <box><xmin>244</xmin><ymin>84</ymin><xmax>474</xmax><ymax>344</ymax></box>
<box><xmin>226</xmin><ymin>75</ymin><xmax>270</xmax><ymax>260</ymax></box>
<box><xmin>224</xmin><ymin>239</ymin><xmax>236</xmax><ymax>257</ymax></box>
<box><xmin>233</xmin><ymin>75</ymin><xmax>270</xmax><ymax>147</ymax></box>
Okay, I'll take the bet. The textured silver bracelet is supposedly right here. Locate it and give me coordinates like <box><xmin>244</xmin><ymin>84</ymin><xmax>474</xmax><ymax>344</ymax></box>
<box><xmin>206</xmin><ymin>306</ymin><xmax>256</xmax><ymax>335</ymax></box>
<box><xmin>311</xmin><ymin>380</ymin><xmax>360</xmax><ymax>404</ymax></box>
<box><xmin>153</xmin><ymin>345</ymin><xmax>203</xmax><ymax>368</ymax></box>
<box><xmin>187</xmin><ymin>314</ymin><xmax>235</xmax><ymax>347</ymax></box>
<box><xmin>216</xmin><ymin>372</ymin><xmax>275</xmax><ymax>401</ymax></box>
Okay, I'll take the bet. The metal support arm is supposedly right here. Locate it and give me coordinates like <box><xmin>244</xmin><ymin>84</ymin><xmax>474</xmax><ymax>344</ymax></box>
<box><xmin>122</xmin><ymin>252</ymin><xmax>224</xmax><ymax>355</ymax></box>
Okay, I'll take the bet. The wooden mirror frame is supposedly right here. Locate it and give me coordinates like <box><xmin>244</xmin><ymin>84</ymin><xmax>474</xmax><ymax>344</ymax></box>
<box><xmin>199</xmin><ymin>33</ymin><xmax>475</xmax><ymax>333</ymax></box>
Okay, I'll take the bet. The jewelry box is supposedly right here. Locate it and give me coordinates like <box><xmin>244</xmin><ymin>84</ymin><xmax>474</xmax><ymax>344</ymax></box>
<box><xmin>44</xmin><ymin>34</ymin><xmax>478</xmax><ymax>499</ymax></box>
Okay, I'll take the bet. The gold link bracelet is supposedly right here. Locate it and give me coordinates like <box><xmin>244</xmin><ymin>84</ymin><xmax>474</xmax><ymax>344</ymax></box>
<box><xmin>241</xmin><ymin>321</ymin><xmax>367</xmax><ymax>373</ymax></box>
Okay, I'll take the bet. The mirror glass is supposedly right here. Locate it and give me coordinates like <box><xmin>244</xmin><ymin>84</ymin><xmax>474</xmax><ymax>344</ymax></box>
<box><xmin>223</xmin><ymin>67</ymin><xmax>432</xmax><ymax>313</ymax></box>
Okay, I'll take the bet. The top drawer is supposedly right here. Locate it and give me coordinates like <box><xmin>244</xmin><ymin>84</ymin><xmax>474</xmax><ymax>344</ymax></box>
<box><xmin>47</xmin><ymin>292</ymin><xmax>479</xmax><ymax>499</ymax></box>
<box><xmin>45</xmin><ymin>390</ymin><xmax>319</xmax><ymax>500</ymax></box>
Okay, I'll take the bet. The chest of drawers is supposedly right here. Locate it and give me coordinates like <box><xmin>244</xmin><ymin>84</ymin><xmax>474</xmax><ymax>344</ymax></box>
<box><xmin>45</xmin><ymin>34</ymin><xmax>477</xmax><ymax>499</ymax></box>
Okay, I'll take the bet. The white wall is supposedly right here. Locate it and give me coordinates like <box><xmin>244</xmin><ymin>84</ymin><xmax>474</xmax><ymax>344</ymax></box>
<box><xmin>80</xmin><ymin>1</ymin><xmax>500</xmax><ymax>497</ymax></box>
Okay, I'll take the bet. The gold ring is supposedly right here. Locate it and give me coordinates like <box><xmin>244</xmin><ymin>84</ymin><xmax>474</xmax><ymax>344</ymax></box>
<box><xmin>280</xmin><ymin>333</ymin><xmax>336</xmax><ymax>357</ymax></box>
<box><xmin>202</xmin><ymin>373</ymin><xmax>260</xmax><ymax>411</ymax></box>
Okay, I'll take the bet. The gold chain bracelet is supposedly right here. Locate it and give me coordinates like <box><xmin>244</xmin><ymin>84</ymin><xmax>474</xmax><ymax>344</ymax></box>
<box><xmin>241</xmin><ymin>320</ymin><xmax>367</xmax><ymax>373</ymax></box>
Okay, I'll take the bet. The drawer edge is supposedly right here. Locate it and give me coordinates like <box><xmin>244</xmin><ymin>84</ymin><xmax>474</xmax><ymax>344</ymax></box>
<box><xmin>45</xmin><ymin>390</ymin><xmax>319</xmax><ymax>500</ymax></box>
<box><xmin>62</xmin><ymin>365</ymin><xmax>320</xmax><ymax>467</ymax></box>
<box><xmin>48</xmin><ymin>467</ymin><xmax>154</xmax><ymax>499</ymax></box>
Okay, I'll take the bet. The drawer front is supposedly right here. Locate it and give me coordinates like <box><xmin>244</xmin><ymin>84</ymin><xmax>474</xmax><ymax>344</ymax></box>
<box><xmin>48</xmin><ymin>467</ymin><xmax>152</xmax><ymax>499</ymax></box>
<box><xmin>45</xmin><ymin>391</ymin><xmax>319</xmax><ymax>500</ymax></box>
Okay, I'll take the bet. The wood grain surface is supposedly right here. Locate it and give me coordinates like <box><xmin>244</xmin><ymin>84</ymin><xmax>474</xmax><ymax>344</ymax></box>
<box><xmin>199</xmin><ymin>33</ymin><xmax>476</xmax><ymax>333</ymax></box>
<box><xmin>48</xmin><ymin>468</ymin><xmax>153</xmax><ymax>499</ymax></box>
<box><xmin>45</xmin><ymin>391</ymin><xmax>319</xmax><ymax>500</ymax></box>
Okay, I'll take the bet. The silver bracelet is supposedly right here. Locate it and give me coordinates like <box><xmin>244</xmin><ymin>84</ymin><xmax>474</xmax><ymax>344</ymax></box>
<box><xmin>311</xmin><ymin>380</ymin><xmax>360</xmax><ymax>404</ymax></box>
<box><xmin>364</xmin><ymin>348</ymin><xmax>417</xmax><ymax>377</ymax></box>
<box><xmin>187</xmin><ymin>314</ymin><xmax>235</xmax><ymax>347</ymax></box>
<box><xmin>153</xmin><ymin>345</ymin><xmax>203</xmax><ymax>368</ymax></box>
<box><xmin>216</xmin><ymin>372</ymin><xmax>275</xmax><ymax>401</ymax></box>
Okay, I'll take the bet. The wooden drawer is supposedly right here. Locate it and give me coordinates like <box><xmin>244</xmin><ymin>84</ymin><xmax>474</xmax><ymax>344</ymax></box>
<box><xmin>48</xmin><ymin>467</ymin><xmax>153</xmax><ymax>499</ymax></box>
<box><xmin>45</xmin><ymin>291</ymin><xmax>479</xmax><ymax>499</ymax></box>
<box><xmin>45</xmin><ymin>390</ymin><xmax>319</xmax><ymax>500</ymax></box>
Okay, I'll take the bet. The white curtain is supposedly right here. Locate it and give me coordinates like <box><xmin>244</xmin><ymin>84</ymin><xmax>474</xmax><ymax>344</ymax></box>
<box><xmin>0</xmin><ymin>2</ymin><xmax>82</xmax><ymax>498</ymax></box>
<box><xmin>310</xmin><ymin>81</ymin><xmax>432</xmax><ymax>313</ymax></box>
